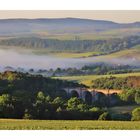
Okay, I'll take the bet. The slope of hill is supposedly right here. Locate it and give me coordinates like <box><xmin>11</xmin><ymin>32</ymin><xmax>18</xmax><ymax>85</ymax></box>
<box><xmin>0</xmin><ymin>18</ymin><xmax>139</xmax><ymax>35</ymax></box>
<box><xmin>98</xmin><ymin>45</ymin><xmax>140</xmax><ymax>60</ymax></box>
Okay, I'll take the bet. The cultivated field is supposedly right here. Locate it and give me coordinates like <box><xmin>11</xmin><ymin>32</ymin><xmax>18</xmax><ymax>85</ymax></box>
<box><xmin>52</xmin><ymin>51</ymin><xmax>101</xmax><ymax>58</ymax></box>
<box><xmin>0</xmin><ymin>119</ymin><xmax>140</xmax><ymax>130</ymax></box>
<box><xmin>54</xmin><ymin>72</ymin><xmax>140</xmax><ymax>87</ymax></box>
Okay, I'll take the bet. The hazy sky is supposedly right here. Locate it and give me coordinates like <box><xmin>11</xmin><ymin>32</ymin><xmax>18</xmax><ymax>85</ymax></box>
<box><xmin>0</xmin><ymin>10</ymin><xmax>140</xmax><ymax>23</ymax></box>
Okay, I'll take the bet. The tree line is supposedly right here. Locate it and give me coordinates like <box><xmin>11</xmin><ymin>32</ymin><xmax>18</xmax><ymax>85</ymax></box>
<box><xmin>3</xmin><ymin>63</ymin><xmax>138</xmax><ymax>77</ymax></box>
<box><xmin>1</xmin><ymin>36</ymin><xmax>140</xmax><ymax>53</ymax></box>
<box><xmin>0</xmin><ymin>91</ymin><xmax>140</xmax><ymax>121</ymax></box>
<box><xmin>93</xmin><ymin>76</ymin><xmax>140</xmax><ymax>90</ymax></box>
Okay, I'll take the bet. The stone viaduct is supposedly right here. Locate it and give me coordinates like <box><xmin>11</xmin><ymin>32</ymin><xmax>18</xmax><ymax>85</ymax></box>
<box><xmin>63</xmin><ymin>87</ymin><xmax>101</xmax><ymax>104</ymax></box>
<box><xmin>62</xmin><ymin>87</ymin><xmax>121</xmax><ymax>104</ymax></box>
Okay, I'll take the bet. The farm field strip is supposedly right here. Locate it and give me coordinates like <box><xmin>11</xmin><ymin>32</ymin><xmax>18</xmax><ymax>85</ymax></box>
<box><xmin>0</xmin><ymin>119</ymin><xmax>140</xmax><ymax>130</ymax></box>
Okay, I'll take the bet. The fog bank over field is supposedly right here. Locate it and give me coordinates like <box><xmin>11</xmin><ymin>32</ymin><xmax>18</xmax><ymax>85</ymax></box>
<box><xmin>0</xmin><ymin>48</ymin><xmax>140</xmax><ymax>70</ymax></box>
<box><xmin>0</xmin><ymin>49</ymin><xmax>90</xmax><ymax>70</ymax></box>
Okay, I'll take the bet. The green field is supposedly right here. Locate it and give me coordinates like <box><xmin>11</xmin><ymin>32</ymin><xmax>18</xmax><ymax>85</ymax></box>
<box><xmin>35</xmin><ymin>28</ymin><xmax>140</xmax><ymax>40</ymax></box>
<box><xmin>54</xmin><ymin>72</ymin><xmax>140</xmax><ymax>87</ymax></box>
<box><xmin>53</xmin><ymin>51</ymin><xmax>102</xmax><ymax>58</ymax></box>
<box><xmin>0</xmin><ymin>119</ymin><xmax>139</xmax><ymax>130</ymax></box>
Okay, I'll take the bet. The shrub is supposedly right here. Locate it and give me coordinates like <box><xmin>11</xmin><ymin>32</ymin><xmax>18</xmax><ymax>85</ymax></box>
<box><xmin>98</xmin><ymin>112</ymin><xmax>111</xmax><ymax>120</ymax></box>
<box><xmin>131</xmin><ymin>107</ymin><xmax>140</xmax><ymax>121</ymax></box>
<box><xmin>135</xmin><ymin>90</ymin><xmax>140</xmax><ymax>104</ymax></box>
<box><xmin>119</xmin><ymin>89</ymin><xmax>136</xmax><ymax>104</ymax></box>
<box><xmin>23</xmin><ymin>109</ymin><xmax>33</xmax><ymax>120</ymax></box>
<box><xmin>89</xmin><ymin>107</ymin><xmax>103</xmax><ymax>120</ymax></box>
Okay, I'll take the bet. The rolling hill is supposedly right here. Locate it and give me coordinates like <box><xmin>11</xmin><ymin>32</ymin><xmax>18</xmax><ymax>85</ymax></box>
<box><xmin>0</xmin><ymin>18</ymin><xmax>140</xmax><ymax>36</ymax></box>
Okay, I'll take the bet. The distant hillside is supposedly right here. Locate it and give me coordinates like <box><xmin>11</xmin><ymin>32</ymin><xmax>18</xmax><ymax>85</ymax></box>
<box><xmin>100</xmin><ymin>45</ymin><xmax>140</xmax><ymax>60</ymax></box>
<box><xmin>0</xmin><ymin>18</ymin><xmax>140</xmax><ymax>35</ymax></box>
<box><xmin>1</xmin><ymin>36</ymin><xmax>140</xmax><ymax>54</ymax></box>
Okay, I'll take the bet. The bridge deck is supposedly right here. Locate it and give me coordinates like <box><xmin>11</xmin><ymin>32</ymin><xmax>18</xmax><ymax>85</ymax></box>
<box><xmin>88</xmin><ymin>89</ymin><xmax>122</xmax><ymax>94</ymax></box>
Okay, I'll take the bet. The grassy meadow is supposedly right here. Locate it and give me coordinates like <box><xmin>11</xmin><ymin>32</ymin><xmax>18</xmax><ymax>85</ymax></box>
<box><xmin>0</xmin><ymin>119</ymin><xmax>139</xmax><ymax>130</ymax></box>
<box><xmin>52</xmin><ymin>51</ymin><xmax>101</xmax><ymax>58</ymax></box>
<box><xmin>108</xmin><ymin>105</ymin><xmax>140</xmax><ymax>114</ymax></box>
<box><xmin>35</xmin><ymin>27</ymin><xmax>140</xmax><ymax>40</ymax></box>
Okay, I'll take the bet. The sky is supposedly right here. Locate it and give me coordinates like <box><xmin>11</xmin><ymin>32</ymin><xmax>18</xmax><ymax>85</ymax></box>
<box><xmin>0</xmin><ymin>10</ymin><xmax>140</xmax><ymax>23</ymax></box>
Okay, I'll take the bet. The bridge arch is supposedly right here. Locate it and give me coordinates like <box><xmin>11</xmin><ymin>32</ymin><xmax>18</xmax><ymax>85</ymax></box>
<box><xmin>71</xmin><ymin>90</ymin><xmax>79</xmax><ymax>98</ymax></box>
<box><xmin>58</xmin><ymin>89</ymin><xmax>68</xmax><ymax>99</ymax></box>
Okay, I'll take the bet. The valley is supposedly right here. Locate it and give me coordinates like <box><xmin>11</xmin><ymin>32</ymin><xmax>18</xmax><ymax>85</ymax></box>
<box><xmin>0</xmin><ymin>17</ymin><xmax>140</xmax><ymax>129</ymax></box>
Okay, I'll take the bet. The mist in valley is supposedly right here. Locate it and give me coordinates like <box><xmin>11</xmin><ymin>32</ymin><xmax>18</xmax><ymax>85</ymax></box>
<box><xmin>0</xmin><ymin>48</ymin><xmax>90</xmax><ymax>70</ymax></box>
<box><xmin>0</xmin><ymin>48</ymin><xmax>140</xmax><ymax>71</ymax></box>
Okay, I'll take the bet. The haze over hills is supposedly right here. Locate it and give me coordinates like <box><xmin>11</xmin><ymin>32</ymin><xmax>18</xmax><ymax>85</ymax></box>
<box><xmin>0</xmin><ymin>18</ymin><xmax>140</xmax><ymax>35</ymax></box>
<box><xmin>1</xmin><ymin>13</ymin><xmax>140</xmax><ymax>125</ymax></box>
<box><xmin>0</xmin><ymin>18</ymin><xmax>140</xmax><ymax>69</ymax></box>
